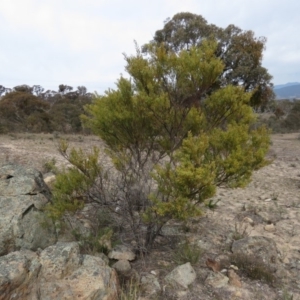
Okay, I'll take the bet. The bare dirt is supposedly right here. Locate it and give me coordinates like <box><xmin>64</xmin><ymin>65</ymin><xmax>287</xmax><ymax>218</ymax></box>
<box><xmin>0</xmin><ymin>132</ymin><xmax>300</xmax><ymax>299</ymax></box>
<box><xmin>0</xmin><ymin>133</ymin><xmax>103</xmax><ymax>171</ymax></box>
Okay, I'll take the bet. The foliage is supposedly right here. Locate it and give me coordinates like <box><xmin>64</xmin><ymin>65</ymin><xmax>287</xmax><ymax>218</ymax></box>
<box><xmin>0</xmin><ymin>84</ymin><xmax>93</xmax><ymax>133</ymax></box>
<box><xmin>46</xmin><ymin>141</ymin><xmax>107</xmax><ymax>220</ymax></box>
<box><xmin>260</xmin><ymin>99</ymin><xmax>300</xmax><ymax>133</ymax></box>
<box><xmin>118</xmin><ymin>280</ymin><xmax>141</xmax><ymax>300</ymax></box>
<box><xmin>283</xmin><ymin>100</ymin><xmax>300</xmax><ymax>131</ymax></box>
<box><xmin>0</xmin><ymin>91</ymin><xmax>51</xmax><ymax>132</ymax></box>
<box><xmin>144</xmin><ymin>12</ymin><xmax>274</xmax><ymax>110</ymax></box>
<box><xmin>72</xmin><ymin>227</ymin><xmax>113</xmax><ymax>255</ymax></box>
<box><xmin>205</xmin><ymin>198</ymin><xmax>221</xmax><ymax>210</ymax></box>
<box><xmin>281</xmin><ymin>290</ymin><xmax>294</xmax><ymax>300</ymax></box>
<box><xmin>49</xmin><ymin>101</ymin><xmax>83</xmax><ymax>133</ymax></box>
<box><xmin>42</xmin><ymin>158</ymin><xmax>58</xmax><ymax>174</ymax></box>
<box><xmin>49</xmin><ymin>39</ymin><xmax>270</xmax><ymax>251</ymax></box>
<box><xmin>173</xmin><ymin>241</ymin><xmax>203</xmax><ymax>265</ymax></box>
<box><xmin>0</xmin><ymin>123</ymin><xmax>8</xmax><ymax>134</ymax></box>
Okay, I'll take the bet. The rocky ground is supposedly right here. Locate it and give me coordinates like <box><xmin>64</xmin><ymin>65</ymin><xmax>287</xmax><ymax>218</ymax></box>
<box><xmin>0</xmin><ymin>132</ymin><xmax>300</xmax><ymax>299</ymax></box>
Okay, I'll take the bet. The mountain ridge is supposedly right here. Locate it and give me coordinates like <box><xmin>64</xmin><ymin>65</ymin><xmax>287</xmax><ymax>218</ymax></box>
<box><xmin>273</xmin><ymin>82</ymin><xmax>300</xmax><ymax>99</ymax></box>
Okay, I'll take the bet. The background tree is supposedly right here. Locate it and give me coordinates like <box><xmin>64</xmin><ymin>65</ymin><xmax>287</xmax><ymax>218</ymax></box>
<box><xmin>0</xmin><ymin>91</ymin><xmax>51</xmax><ymax>132</ymax></box>
<box><xmin>145</xmin><ymin>12</ymin><xmax>274</xmax><ymax>110</ymax></box>
<box><xmin>0</xmin><ymin>84</ymin><xmax>93</xmax><ymax>133</ymax></box>
<box><xmin>49</xmin><ymin>40</ymin><xmax>270</xmax><ymax>252</ymax></box>
<box><xmin>58</xmin><ymin>84</ymin><xmax>73</xmax><ymax>95</ymax></box>
<box><xmin>13</xmin><ymin>84</ymin><xmax>33</xmax><ymax>94</ymax></box>
<box><xmin>282</xmin><ymin>100</ymin><xmax>300</xmax><ymax>131</ymax></box>
<box><xmin>48</xmin><ymin>85</ymin><xmax>93</xmax><ymax>133</ymax></box>
<box><xmin>0</xmin><ymin>85</ymin><xmax>6</xmax><ymax>97</ymax></box>
<box><xmin>32</xmin><ymin>85</ymin><xmax>45</xmax><ymax>97</ymax></box>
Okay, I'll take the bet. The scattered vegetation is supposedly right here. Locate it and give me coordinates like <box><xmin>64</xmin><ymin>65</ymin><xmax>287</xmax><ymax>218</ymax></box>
<box><xmin>232</xmin><ymin>222</ymin><xmax>251</xmax><ymax>241</ymax></box>
<box><xmin>72</xmin><ymin>227</ymin><xmax>113</xmax><ymax>255</ymax></box>
<box><xmin>0</xmin><ymin>84</ymin><xmax>93</xmax><ymax>133</ymax></box>
<box><xmin>118</xmin><ymin>280</ymin><xmax>141</xmax><ymax>300</ymax></box>
<box><xmin>281</xmin><ymin>289</ymin><xmax>294</xmax><ymax>300</ymax></box>
<box><xmin>205</xmin><ymin>198</ymin><xmax>221</xmax><ymax>210</ymax></box>
<box><xmin>173</xmin><ymin>241</ymin><xmax>203</xmax><ymax>265</ymax></box>
<box><xmin>259</xmin><ymin>99</ymin><xmax>300</xmax><ymax>133</ymax></box>
<box><xmin>230</xmin><ymin>253</ymin><xmax>277</xmax><ymax>286</ymax></box>
<box><xmin>42</xmin><ymin>157</ymin><xmax>58</xmax><ymax>174</ymax></box>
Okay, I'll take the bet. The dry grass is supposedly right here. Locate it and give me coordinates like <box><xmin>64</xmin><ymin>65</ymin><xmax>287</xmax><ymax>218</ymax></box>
<box><xmin>230</xmin><ymin>252</ymin><xmax>277</xmax><ymax>286</ymax></box>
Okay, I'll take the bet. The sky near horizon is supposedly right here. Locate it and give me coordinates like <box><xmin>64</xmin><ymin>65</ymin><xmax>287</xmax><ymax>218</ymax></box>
<box><xmin>0</xmin><ymin>0</ymin><xmax>299</xmax><ymax>94</ymax></box>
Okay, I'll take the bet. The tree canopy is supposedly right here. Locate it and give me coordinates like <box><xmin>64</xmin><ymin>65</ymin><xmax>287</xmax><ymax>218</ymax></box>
<box><xmin>0</xmin><ymin>91</ymin><xmax>51</xmax><ymax>132</ymax></box>
<box><xmin>144</xmin><ymin>12</ymin><xmax>274</xmax><ymax>110</ymax></box>
<box><xmin>0</xmin><ymin>84</ymin><xmax>94</xmax><ymax>133</ymax></box>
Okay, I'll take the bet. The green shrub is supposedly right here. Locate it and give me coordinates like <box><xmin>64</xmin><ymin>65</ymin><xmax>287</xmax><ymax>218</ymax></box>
<box><xmin>42</xmin><ymin>157</ymin><xmax>58</xmax><ymax>174</ymax></box>
<box><xmin>47</xmin><ymin>41</ymin><xmax>270</xmax><ymax>252</ymax></box>
<box><xmin>173</xmin><ymin>242</ymin><xmax>203</xmax><ymax>265</ymax></box>
<box><xmin>73</xmin><ymin>227</ymin><xmax>113</xmax><ymax>255</ymax></box>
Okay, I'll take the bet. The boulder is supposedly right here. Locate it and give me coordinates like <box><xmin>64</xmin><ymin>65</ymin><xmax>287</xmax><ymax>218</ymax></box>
<box><xmin>0</xmin><ymin>242</ymin><xmax>119</xmax><ymax>300</ymax></box>
<box><xmin>232</xmin><ymin>236</ymin><xmax>279</xmax><ymax>266</ymax></box>
<box><xmin>165</xmin><ymin>262</ymin><xmax>196</xmax><ymax>289</ymax></box>
<box><xmin>108</xmin><ymin>245</ymin><xmax>135</xmax><ymax>261</ymax></box>
<box><xmin>205</xmin><ymin>272</ymin><xmax>229</xmax><ymax>289</ymax></box>
<box><xmin>0</xmin><ymin>163</ymin><xmax>57</xmax><ymax>256</ymax></box>
<box><xmin>140</xmin><ymin>274</ymin><xmax>161</xmax><ymax>296</ymax></box>
<box><xmin>43</xmin><ymin>172</ymin><xmax>56</xmax><ymax>186</ymax></box>
<box><xmin>112</xmin><ymin>260</ymin><xmax>131</xmax><ymax>273</ymax></box>
<box><xmin>264</xmin><ymin>223</ymin><xmax>276</xmax><ymax>232</ymax></box>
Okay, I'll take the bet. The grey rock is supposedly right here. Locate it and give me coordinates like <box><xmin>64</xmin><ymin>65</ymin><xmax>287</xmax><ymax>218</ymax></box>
<box><xmin>264</xmin><ymin>223</ymin><xmax>276</xmax><ymax>232</ymax></box>
<box><xmin>43</xmin><ymin>172</ymin><xmax>56</xmax><ymax>186</ymax></box>
<box><xmin>141</xmin><ymin>274</ymin><xmax>161</xmax><ymax>296</ymax></box>
<box><xmin>0</xmin><ymin>242</ymin><xmax>119</xmax><ymax>300</ymax></box>
<box><xmin>94</xmin><ymin>252</ymin><xmax>109</xmax><ymax>265</ymax></box>
<box><xmin>112</xmin><ymin>259</ymin><xmax>131</xmax><ymax>272</ymax></box>
<box><xmin>232</xmin><ymin>236</ymin><xmax>279</xmax><ymax>266</ymax></box>
<box><xmin>256</xmin><ymin>210</ymin><xmax>282</xmax><ymax>223</ymax></box>
<box><xmin>108</xmin><ymin>245</ymin><xmax>135</xmax><ymax>261</ymax></box>
<box><xmin>0</xmin><ymin>163</ymin><xmax>57</xmax><ymax>256</ymax></box>
<box><xmin>165</xmin><ymin>262</ymin><xmax>196</xmax><ymax>289</ymax></box>
<box><xmin>205</xmin><ymin>272</ymin><xmax>229</xmax><ymax>288</ymax></box>
<box><xmin>0</xmin><ymin>163</ymin><xmax>51</xmax><ymax>198</ymax></box>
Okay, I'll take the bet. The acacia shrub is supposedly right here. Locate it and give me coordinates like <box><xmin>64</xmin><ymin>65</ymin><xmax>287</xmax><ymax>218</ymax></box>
<box><xmin>48</xmin><ymin>41</ymin><xmax>270</xmax><ymax>252</ymax></box>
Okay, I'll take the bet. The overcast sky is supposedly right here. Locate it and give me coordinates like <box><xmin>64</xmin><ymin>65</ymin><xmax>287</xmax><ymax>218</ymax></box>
<box><xmin>0</xmin><ymin>0</ymin><xmax>299</xmax><ymax>94</ymax></box>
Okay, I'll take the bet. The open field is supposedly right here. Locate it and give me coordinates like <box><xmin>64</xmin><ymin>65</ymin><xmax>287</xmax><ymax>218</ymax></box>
<box><xmin>1</xmin><ymin>132</ymin><xmax>300</xmax><ymax>299</ymax></box>
<box><xmin>0</xmin><ymin>133</ymin><xmax>105</xmax><ymax>171</ymax></box>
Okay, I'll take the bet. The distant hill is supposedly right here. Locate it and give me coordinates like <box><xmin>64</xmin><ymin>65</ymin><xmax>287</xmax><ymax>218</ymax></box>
<box><xmin>274</xmin><ymin>82</ymin><xmax>300</xmax><ymax>90</ymax></box>
<box><xmin>273</xmin><ymin>82</ymin><xmax>300</xmax><ymax>99</ymax></box>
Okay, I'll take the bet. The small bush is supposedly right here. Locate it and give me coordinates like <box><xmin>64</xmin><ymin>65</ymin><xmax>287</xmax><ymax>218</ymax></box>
<box><xmin>173</xmin><ymin>241</ymin><xmax>203</xmax><ymax>265</ymax></box>
<box><xmin>281</xmin><ymin>289</ymin><xmax>294</xmax><ymax>300</ymax></box>
<box><xmin>205</xmin><ymin>198</ymin><xmax>221</xmax><ymax>210</ymax></box>
<box><xmin>42</xmin><ymin>157</ymin><xmax>58</xmax><ymax>174</ymax></box>
<box><xmin>0</xmin><ymin>124</ymin><xmax>7</xmax><ymax>134</ymax></box>
<box><xmin>232</xmin><ymin>222</ymin><xmax>251</xmax><ymax>241</ymax></box>
<box><xmin>230</xmin><ymin>253</ymin><xmax>277</xmax><ymax>285</ymax></box>
<box><xmin>119</xmin><ymin>280</ymin><xmax>141</xmax><ymax>300</ymax></box>
<box><xmin>73</xmin><ymin>227</ymin><xmax>113</xmax><ymax>255</ymax></box>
